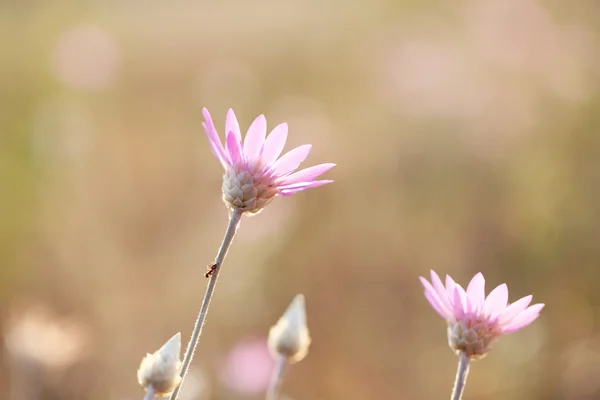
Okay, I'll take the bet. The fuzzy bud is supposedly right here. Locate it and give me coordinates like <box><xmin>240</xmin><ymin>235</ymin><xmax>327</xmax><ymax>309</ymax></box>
<box><xmin>137</xmin><ymin>333</ymin><xmax>182</xmax><ymax>395</ymax></box>
<box><xmin>447</xmin><ymin>319</ymin><xmax>499</xmax><ymax>360</ymax></box>
<box><xmin>268</xmin><ymin>294</ymin><xmax>311</xmax><ymax>363</ymax></box>
<box><xmin>222</xmin><ymin>166</ymin><xmax>279</xmax><ymax>215</ymax></box>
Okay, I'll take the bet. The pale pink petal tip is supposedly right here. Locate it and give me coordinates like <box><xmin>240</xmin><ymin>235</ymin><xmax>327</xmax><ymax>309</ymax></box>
<box><xmin>280</xmin><ymin>163</ymin><xmax>336</xmax><ymax>186</ymax></box>
<box><xmin>466</xmin><ymin>272</ymin><xmax>485</xmax><ymax>311</ymax></box>
<box><xmin>243</xmin><ymin>115</ymin><xmax>267</xmax><ymax>161</ymax></box>
<box><xmin>419</xmin><ymin>277</ymin><xmax>447</xmax><ymax>319</ymax></box>
<box><xmin>271</xmin><ymin>145</ymin><xmax>313</xmax><ymax>177</ymax></box>
<box><xmin>261</xmin><ymin>123</ymin><xmax>288</xmax><ymax>166</ymax></box>
<box><xmin>279</xmin><ymin>180</ymin><xmax>333</xmax><ymax>196</ymax></box>
<box><xmin>502</xmin><ymin>303</ymin><xmax>544</xmax><ymax>334</ymax></box>
<box><xmin>226</xmin><ymin>130</ymin><xmax>242</xmax><ymax>165</ymax></box>
<box><xmin>226</xmin><ymin>108</ymin><xmax>241</xmax><ymax>138</ymax></box>
<box><xmin>202</xmin><ymin>110</ymin><xmax>227</xmax><ymax>166</ymax></box>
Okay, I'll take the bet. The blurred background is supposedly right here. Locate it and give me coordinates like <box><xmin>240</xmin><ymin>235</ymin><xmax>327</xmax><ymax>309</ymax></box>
<box><xmin>1</xmin><ymin>0</ymin><xmax>600</xmax><ymax>399</ymax></box>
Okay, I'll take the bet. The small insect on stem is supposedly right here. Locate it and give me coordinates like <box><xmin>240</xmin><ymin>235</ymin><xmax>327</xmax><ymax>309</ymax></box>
<box><xmin>205</xmin><ymin>263</ymin><xmax>218</xmax><ymax>279</ymax></box>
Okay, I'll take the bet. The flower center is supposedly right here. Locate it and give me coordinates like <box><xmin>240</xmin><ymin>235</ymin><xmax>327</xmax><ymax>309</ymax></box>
<box><xmin>221</xmin><ymin>162</ymin><xmax>280</xmax><ymax>215</ymax></box>
<box><xmin>447</xmin><ymin>317</ymin><xmax>501</xmax><ymax>359</ymax></box>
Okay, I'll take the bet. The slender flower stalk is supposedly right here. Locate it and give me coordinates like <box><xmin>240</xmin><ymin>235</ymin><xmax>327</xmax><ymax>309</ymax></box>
<box><xmin>450</xmin><ymin>352</ymin><xmax>470</xmax><ymax>400</ymax></box>
<box><xmin>143</xmin><ymin>386</ymin><xmax>155</xmax><ymax>400</ymax></box>
<box><xmin>169</xmin><ymin>209</ymin><xmax>243</xmax><ymax>400</ymax></box>
<box><xmin>265</xmin><ymin>355</ymin><xmax>287</xmax><ymax>400</ymax></box>
<box><xmin>168</xmin><ymin>109</ymin><xmax>333</xmax><ymax>399</ymax></box>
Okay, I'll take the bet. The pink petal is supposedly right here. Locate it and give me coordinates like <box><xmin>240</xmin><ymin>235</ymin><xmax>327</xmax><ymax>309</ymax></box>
<box><xmin>226</xmin><ymin>109</ymin><xmax>242</xmax><ymax>143</ymax></box>
<box><xmin>501</xmin><ymin>304</ymin><xmax>544</xmax><ymax>334</ymax></box>
<box><xmin>430</xmin><ymin>270</ymin><xmax>453</xmax><ymax>312</ymax></box>
<box><xmin>466</xmin><ymin>273</ymin><xmax>485</xmax><ymax>312</ymax></box>
<box><xmin>279</xmin><ymin>163</ymin><xmax>336</xmax><ymax>186</ymax></box>
<box><xmin>482</xmin><ymin>283</ymin><xmax>508</xmax><ymax>320</ymax></box>
<box><xmin>498</xmin><ymin>295</ymin><xmax>532</xmax><ymax>326</ymax></box>
<box><xmin>243</xmin><ymin>115</ymin><xmax>267</xmax><ymax>162</ymax></box>
<box><xmin>456</xmin><ymin>284</ymin><xmax>472</xmax><ymax>315</ymax></box>
<box><xmin>226</xmin><ymin>130</ymin><xmax>243</xmax><ymax>166</ymax></box>
<box><xmin>271</xmin><ymin>145</ymin><xmax>312</xmax><ymax>177</ymax></box>
<box><xmin>279</xmin><ymin>180</ymin><xmax>333</xmax><ymax>196</ymax></box>
<box><xmin>261</xmin><ymin>123</ymin><xmax>288</xmax><ymax>167</ymax></box>
<box><xmin>445</xmin><ymin>275</ymin><xmax>457</xmax><ymax>306</ymax></box>
<box><xmin>202</xmin><ymin>108</ymin><xmax>227</xmax><ymax>166</ymax></box>
<box><xmin>453</xmin><ymin>287</ymin><xmax>465</xmax><ymax>319</ymax></box>
<box><xmin>419</xmin><ymin>277</ymin><xmax>450</xmax><ymax>319</ymax></box>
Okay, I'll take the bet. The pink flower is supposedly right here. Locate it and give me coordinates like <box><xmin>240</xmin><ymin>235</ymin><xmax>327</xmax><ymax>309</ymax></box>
<box><xmin>202</xmin><ymin>108</ymin><xmax>335</xmax><ymax>215</ymax></box>
<box><xmin>419</xmin><ymin>270</ymin><xmax>544</xmax><ymax>359</ymax></box>
<box><xmin>220</xmin><ymin>338</ymin><xmax>275</xmax><ymax>395</ymax></box>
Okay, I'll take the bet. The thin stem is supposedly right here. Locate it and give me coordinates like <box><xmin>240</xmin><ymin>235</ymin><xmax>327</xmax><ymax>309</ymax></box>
<box><xmin>266</xmin><ymin>356</ymin><xmax>288</xmax><ymax>400</ymax></box>
<box><xmin>169</xmin><ymin>209</ymin><xmax>243</xmax><ymax>400</ymax></box>
<box><xmin>451</xmin><ymin>352</ymin><xmax>470</xmax><ymax>400</ymax></box>
<box><xmin>143</xmin><ymin>386</ymin><xmax>155</xmax><ymax>400</ymax></box>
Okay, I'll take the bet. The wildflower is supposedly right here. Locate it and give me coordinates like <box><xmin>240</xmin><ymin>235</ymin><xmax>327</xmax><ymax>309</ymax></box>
<box><xmin>221</xmin><ymin>338</ymin><xmax>274</xmax><ymax>395</ymax></box>
<box><xmin>202</xmin><ymin>108</ymin><xmax>335</xmax><ymax>215</ymax></box>
<box><xmin>268</xmin><ymin>294</ymin><xmax>311</xmax><ymax>363</ymax></box>
<box><xmin>419</xmin><ymin>271</ymin><xmax>544</xmax><ymax>359</ymax></box>
<box><xmin>138</xmin><ymin>333</ymin><xmax>182</xmax><ymax>396</ymax></box>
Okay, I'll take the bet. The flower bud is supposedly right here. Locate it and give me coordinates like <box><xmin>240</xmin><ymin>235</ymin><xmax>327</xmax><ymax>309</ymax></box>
<box><xmin>137</xmin><ymin>333</ymin><xmax>182</xmax><ymax>395</ymax></box>
<box><xmin>268</xmin><ymin>294</ymin><xmax>311</xmax><ymax>363</ymax></box>
<box><xmin>222</xmin><ymin>168</ymin><xmax>279</xmax><ymax>215</ymax></box>
<box><xmin>447</xmin><ymin>319</ymin><xmax>499</xmax><ymax>360</ymax></box>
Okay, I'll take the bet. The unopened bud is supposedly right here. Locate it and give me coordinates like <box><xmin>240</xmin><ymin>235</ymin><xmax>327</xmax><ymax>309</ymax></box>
<box><xmin>268</xmin><ymin>294</ymin><xmax>311</xmax><ymax>363</ymax></box>
<box><xmin>137</xmin><ymin>333</ymin><xmax>182</xmax><ymax>395</ymax></box>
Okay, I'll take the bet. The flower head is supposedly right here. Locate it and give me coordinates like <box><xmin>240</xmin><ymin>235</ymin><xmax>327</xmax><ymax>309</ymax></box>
<box><xmin>419</xmin><ymin>271</ymin><xmax>544</xmax><ymax>359</ymax></box>
<box><xmin>202</xmin><ymin>108</ymin><xmax>335</xmax><ymax>215</ymax></box>
<box><xmin>137</xmin><ymin>333</ymin><xmax>182</xmax><ymax>395</ymax></box>
<box><xmin>268</xmin><ymin>294</ymin><xmax>311</xmax><ymax>363</ymax></box>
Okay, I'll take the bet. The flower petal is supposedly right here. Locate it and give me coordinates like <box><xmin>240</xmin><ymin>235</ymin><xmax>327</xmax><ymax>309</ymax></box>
<box><xmin>501</xmin><ymin>304</ymin><xmax>544</xmax><ymax>334</ymax></box>
<box><xmin>498</xmin><ymin>295</ymin><xmax>532</xmax><ymax>326</ymax></box>
<box><xmin>202</xmin><ymin>108</ymin><xmax>227</xmax><ymax>166</ymax></box>
<box><xmin>226</xmin><ymin>109</ymin><xmax>242</xmax><ymax>143</ymax></box>
<box><xmin>243</xmin><ymin>114</ymin><xmax>267</xmax><ymax>162</ymax></box>
<box><xmin>271</xmin><ymin>144</ymin><xmax>312</xmax><ymax>177</ymax></box>
<box><xmin>430</xmin><ymin>270</ymin><xmax>452</xmax><ymax>312</ymax></box>
<box><xmin>279</xmin><ymin>180</ymin><xmax>333</xmax><ymax>196</ymax></box>
<box><xmin>482</xmin><ymin>283</ymin><xmax>508</xmax><ymax>320</ymax></box>
<box><xmin>466</xmin><ymin>273</ymin><xmax>485</xmax><ymax>313</ymax></box>
<box><xmin>456</xmin><ymin>284</ymin><xmax>472</xmax><ymax>315</ymax></box>
<box><xmin>453</xmin><ymin>287</ymin><xmax>465</xmax><ymax>319</ymax></box>
<box><xmin>225</xmin><ymin>130</ymin><xmax>243</xmax><ymax>166</ymax></box>
<box><xmin>261</xmin><ymin>123</ymin><xmax>288</xmax><ymax>167</ymax></box>
<box><xmin>419</xmin><ymin>277</ymin><xmax>450</xmax><ymax>319</ymax></box>
<box><xmin>445</xmin><ymin>275</ymin><xmax>457</xmax><ymax>306</ymax></box>
<box><xmin>279</xmin><ymin>163</ymin><xmax>336</xmax><ymax>186</ymax></box>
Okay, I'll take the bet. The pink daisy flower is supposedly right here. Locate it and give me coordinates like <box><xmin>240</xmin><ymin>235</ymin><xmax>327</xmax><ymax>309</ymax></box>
<box><xmin>202</xmin><ymin>108</ymin><xmax>335</xmax><ymax>215</ymax></box>
<box><xmin>419</xmin><ymin>270</ymin><xmax>544</xmax><ymax>359</ymax></box>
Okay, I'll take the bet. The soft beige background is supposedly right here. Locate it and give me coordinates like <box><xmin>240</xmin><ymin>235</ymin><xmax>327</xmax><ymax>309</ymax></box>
<box><xmin>1</xmin><ymin>0</ymin><xmax>599</xmax><ymax>399</ymax></box>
